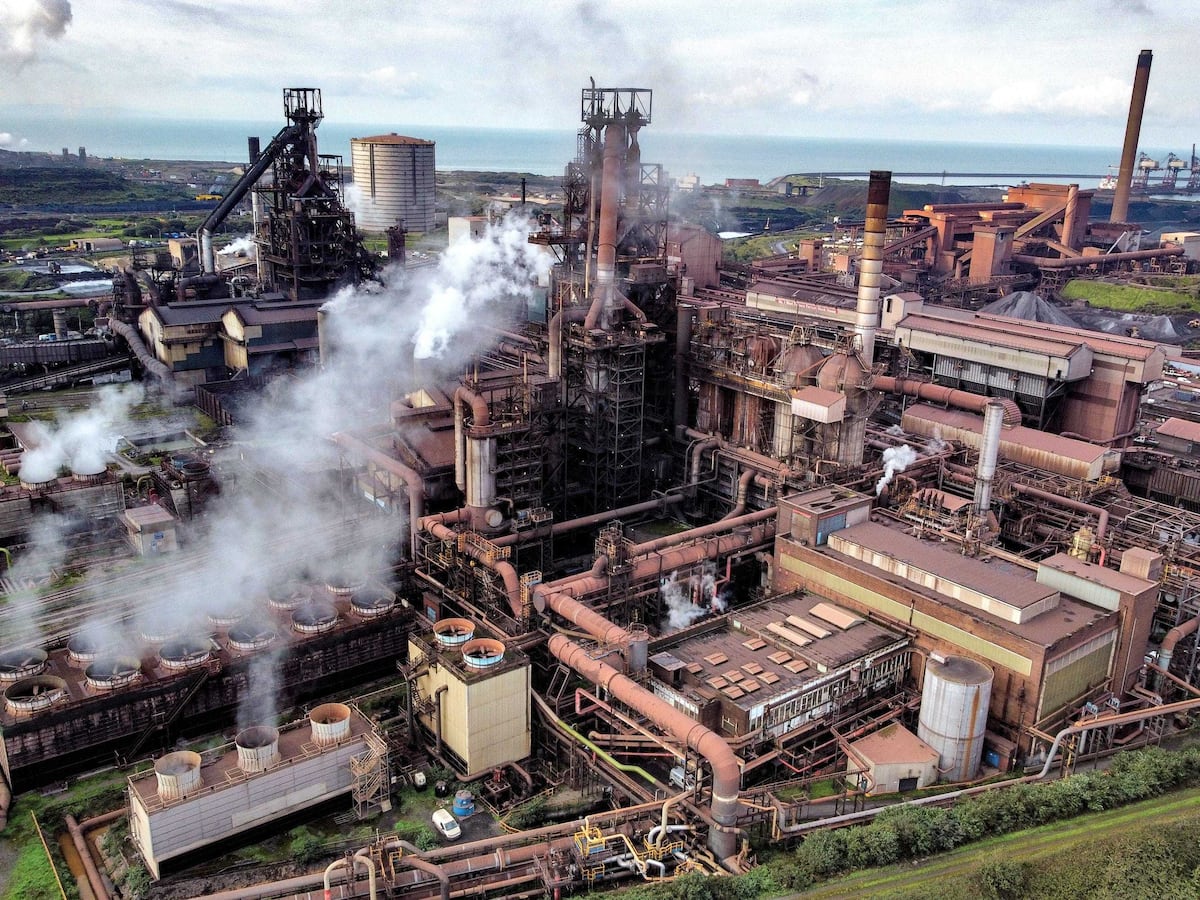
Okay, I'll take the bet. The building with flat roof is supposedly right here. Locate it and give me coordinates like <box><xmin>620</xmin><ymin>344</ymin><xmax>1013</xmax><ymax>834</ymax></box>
<box><xmin>773</xmin><ymin>490</ymin><xmax>1159</xmax><ymax>750</ymax></box>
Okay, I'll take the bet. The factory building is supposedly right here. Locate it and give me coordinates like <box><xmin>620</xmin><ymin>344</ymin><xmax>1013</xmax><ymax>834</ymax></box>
<box><xmin>407</xmin><ymin>617</ymin><xmax>531</xmax><ymax>778</ymax></box>
<box><xmin>773</xmin><ymin>489</ymin><xmax>1158</xmax><ymax>753</ymax></box>
<box><xmin>350</xmin><ymin>133</ymin><xmax>436</xmax><ymax>233</ymax></box>
<box><xmin>0</xmin><ymin>581</ymin><xmax>412</xmax><ymax>791</ymax></box>
<box><xmin>128</xmin><ymin>704</ymin><xmax>386</xmax><ymax>878</ymax></box>
<box><xmin>647</xmin><ymin>593</ymin><xmax>910</xmax><ymax>740</ymax></box>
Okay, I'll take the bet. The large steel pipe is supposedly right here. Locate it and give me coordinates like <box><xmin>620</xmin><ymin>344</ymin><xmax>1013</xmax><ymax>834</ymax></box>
<box><xmin>586</xmin><ymin>122</ymin><xmax>627</xmax><ymax>331</ymax></box>
<box><xmin>548</xmin><ymin>633</ymin><xmax>741</xmax><ymax>860</ymax></box>
<box><xmin>331</xmin><ymin>431</ymin><xmax>424</xmax><ymax>556</ymax></box>
<box><xmin>1110</xmin><ymin>49</ymin><xmax>1153</xmax><ymax>224</ymax></box>
<box><xmin>871</xmin><ymin>375</ymin><xmax>1022</xmax><ymax>423</ymax></box>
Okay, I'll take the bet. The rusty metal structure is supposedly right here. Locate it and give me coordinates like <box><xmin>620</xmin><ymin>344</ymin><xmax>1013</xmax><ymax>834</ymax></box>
<box><xmin>12</xmin><ymin>55</ymin><xmax>1200</xmax><ymax>898</ymax></box>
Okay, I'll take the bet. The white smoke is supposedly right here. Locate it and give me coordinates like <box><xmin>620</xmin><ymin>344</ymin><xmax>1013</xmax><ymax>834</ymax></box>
<box><xmin>661</xmin><ymin>562</ymin><xmax>730</xmax><ymax>632</ymax></box>
<box><xmin>1</xmin><ymin>0</ymin><xmax>71</xmax><ymax>67</ymax></box>
<box><xmin>885</xmin><ymin>424</ymin><xmax>905</xmax><ymax>436</ymax></box>
<box><xmin>17</xmin><ymin>383</ymin><xmax>144</xmax><ymax>483</ymax></box>
<box><xmin>875</xmin><ymin>444</ymin><xmax>919</xmax><ymax>496</ymax></box>
<box><xmin>217</xmin><ymin>235</ymin><xmax>256</xmax><ymax>256</ymax></box>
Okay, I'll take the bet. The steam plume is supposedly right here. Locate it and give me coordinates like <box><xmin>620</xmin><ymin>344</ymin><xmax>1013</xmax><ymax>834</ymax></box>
<box><xmin>875</xmin><ymin>444</ymin><xmax>918</xmax><ymax>495</ymax></box>
<box><xmin>1</xmin><ymin>0</ymin><xmax>71</xmax><ymax>67</ymax></box>
<box><xmin>661</xmin><ymin>562</ymin><xmax>729</xmax><ymax>632</ymax></box>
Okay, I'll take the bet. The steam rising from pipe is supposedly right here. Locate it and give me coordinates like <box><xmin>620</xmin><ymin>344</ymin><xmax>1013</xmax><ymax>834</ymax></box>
<box><xmin>875</xmin><ymin>444</ymin><xmax>918</xmax><ymax>495</ymax></box>
<box><xmin>18</xmin><ymin>384</ymin><xmax>144</xmax><ymax>483</ymax></box>
<box><xmin>661</xmin><ymin>562</ymin><xmax>729</xmax><ymax>631</ymax></box>
<box><xmin>0</xmin><ymin>214</ymin><xmax>550</xmax><ymax>728</ymax></box>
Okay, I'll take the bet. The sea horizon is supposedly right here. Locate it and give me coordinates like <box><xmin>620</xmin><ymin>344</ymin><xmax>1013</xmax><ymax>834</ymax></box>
<box><xmin>0</xmin><ymin>108</ymin><xmax>1185</xmax><ymax>190</ymax></box>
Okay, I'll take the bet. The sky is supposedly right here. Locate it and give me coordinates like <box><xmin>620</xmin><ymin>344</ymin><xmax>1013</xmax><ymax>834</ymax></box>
<box><xmin>0</xmin><ymin>0</ymin><xmax>1197</xmax><ymax>150</ymax></box>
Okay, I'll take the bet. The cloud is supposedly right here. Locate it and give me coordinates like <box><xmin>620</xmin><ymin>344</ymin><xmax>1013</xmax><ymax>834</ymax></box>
<box><xmin>0</xmin><ymin>0</ymin><xmax>71</xmax><ymax>68</ymax></box>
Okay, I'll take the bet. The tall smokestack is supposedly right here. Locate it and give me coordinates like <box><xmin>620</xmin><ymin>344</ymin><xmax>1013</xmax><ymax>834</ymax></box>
<box><xmin>589</xmin><ymin>122</ymin><xmax>627</xmax><ymax>332</ymax></box>
<box><xmin>855</xmin><ymin>170</ymin><xmax>891</xmax><ymax>368</ymax></box>
<box><xmin>1110</xmin><ymin>49</ymin><xmax>1153</xmax><ymax>224</ymax></box>
<box><xmin>974</xmin><ymin>400</ymin><xmax>1005</xmax><ymax>514</ymax></box>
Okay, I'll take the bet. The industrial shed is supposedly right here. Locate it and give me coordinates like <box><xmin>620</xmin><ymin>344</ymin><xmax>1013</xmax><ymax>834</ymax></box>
<box><xmin>846</xmin><ymin>723</ymin><xmax>939</xmax><ymax>795</ymax></box>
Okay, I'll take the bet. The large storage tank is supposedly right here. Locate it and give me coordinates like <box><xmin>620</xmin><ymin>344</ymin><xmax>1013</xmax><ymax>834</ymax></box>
<box><xmin>350</xmin><ymin>134</ymin><xmax>436</xmax><ymax>233</ymax></box>
<box><xmin>917</xmin><ymin>655</ymin><xmax>993</xmax><ymax>782</ymax></box>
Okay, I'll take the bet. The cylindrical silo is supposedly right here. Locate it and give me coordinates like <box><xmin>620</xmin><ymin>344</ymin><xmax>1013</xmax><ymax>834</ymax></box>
<box><xmin>349</xmin><ymin>134</ymin><xmax>436</xmax><ymax>233</ymax></box>
<box><xmin>917</xmin><ymin>655</ymin><xmax>993</xmax><ymax>782</ymax></box>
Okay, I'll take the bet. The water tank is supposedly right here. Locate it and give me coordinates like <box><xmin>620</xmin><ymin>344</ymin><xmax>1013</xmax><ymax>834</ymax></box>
<box><xmin>309</xmin><ymin>702</ymin><xmax>352</xmax><ymax>746</ymax></box>
<box><xmin>154</xmin><ymin>750</ymin><xmax>202</xmax><ymax>801</ymax></box>
<box><xmin>452</xmin><ymin>790</ymin><xmax>475</xmax><ymax>816</ymax></box>
<box><xmin>235</xmin><ymin>725</ymin><xmax>280</xmax><ymax>773</ymax></box>
<box><xmin>350</xmin><ymin>134</ymin><xmax>437</xmax><ymax>233</ymax></box>
<box><xmin>917</xmin><ymin>655</ymin><xmax>993</xmax><ymax>782</ymax></box>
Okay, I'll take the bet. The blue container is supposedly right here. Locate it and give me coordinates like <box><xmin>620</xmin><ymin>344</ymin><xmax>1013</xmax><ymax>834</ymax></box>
<box><xmin>452</xmin><ymin>790</ymin><xmax>475</xmax><ymax>816</ymax></box>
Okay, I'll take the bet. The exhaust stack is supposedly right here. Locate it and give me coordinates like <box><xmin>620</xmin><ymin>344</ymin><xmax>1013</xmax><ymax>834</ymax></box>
<box><xmin>855</xmin><ymin>171</ymin><xmax>891</xmax><ymax>368</ymax></box>
<box><xmin>974</xmin><ymin>400</ymin><xmax>1005</xmax><ymax>513</ymax></box>
<box><xmin>1110</xmin><ymin>49</ymin><xmax>1153</xmax><ymax>224</ymax></box>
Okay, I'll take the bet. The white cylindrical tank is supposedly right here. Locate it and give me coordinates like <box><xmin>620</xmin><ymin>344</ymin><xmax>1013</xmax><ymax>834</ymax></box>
<box><xmin>974</xmin><ymin>400</ymin><xmax>1005</xmax><ymax>512</ymax></box>
<box><xmin>917</xmin><ymin>655</ymin><xmax>993</xmax><ymax>782</ymax></box>
<box><xmin>350</xmin><ymin>134</ymin><xmax>436</xmax><ymax>233</ymax></box>
<box><xmin>154</xmin><ymin>751</ymin><xmax>203</xmax><ymax>801</ymax></box>
<box><xmin>235</xmin><ymin>726</ymin><xmax>280</xmax><ymax>773</ymax></box>
<box><xmin>309</xmin><ymin>702</ymin><xmax>352</xmax><ymax>746</ymax></box>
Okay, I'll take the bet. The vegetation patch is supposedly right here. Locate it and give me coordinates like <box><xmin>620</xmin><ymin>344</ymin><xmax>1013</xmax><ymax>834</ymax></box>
<box><xmin>1061</xmin><ymin>278</ymin><xmax>1200</xmax><ymax>313</ymax></box>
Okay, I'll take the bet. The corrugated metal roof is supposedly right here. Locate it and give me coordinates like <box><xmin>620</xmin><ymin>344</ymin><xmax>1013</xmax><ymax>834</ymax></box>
<box><xmin>850</xmin><ymin>723</ymin><xmax>938</xmax><ymax>766</ymax></box>
<box><xmin>1156</xmin><ymin>417</ymin><xmax>1200</xmax><ymax>443</ymax></box>
<box><xmin>897</xmin><ymin>313</ymin><xmax>1087</xmax><ymax>359</ymax></box>
<box><xmin>904</xmin><ymin>404</ymin><xmax>1109</xmax><ymax>464</ymax></box>
<box><xmin>835</xmin><ymin>521</ymin><xmax>1058</xmax><ymax>611</ymax></box>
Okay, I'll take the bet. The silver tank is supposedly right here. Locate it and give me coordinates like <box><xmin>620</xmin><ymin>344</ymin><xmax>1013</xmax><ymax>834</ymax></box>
<box><xmin>917</xmin><ymin>655</ymin><xmax>993</xmax><ymax>782</ymax></box>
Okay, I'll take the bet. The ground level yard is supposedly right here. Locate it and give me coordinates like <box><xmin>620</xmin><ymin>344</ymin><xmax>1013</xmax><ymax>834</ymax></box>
<box><xmin>799</xmin><ymin>785</ymin><xmax>1200</xmax><ymax>898</ymax></box>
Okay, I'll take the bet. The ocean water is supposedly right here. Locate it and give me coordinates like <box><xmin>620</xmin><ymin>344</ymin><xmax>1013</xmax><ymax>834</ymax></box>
<box><xmin>0</xmin><ymin>110</ymin><xmax>1176</xmax><ymax>190</ymax></box>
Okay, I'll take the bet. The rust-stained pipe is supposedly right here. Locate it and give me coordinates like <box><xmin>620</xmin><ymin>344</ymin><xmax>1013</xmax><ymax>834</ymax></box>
<box><xmin>385</xmin><ymin>842</ymin><xmax>449</xmax><ymax>900</ymax></box>
<box><xmin>1111</xmin><ymin>49</ymin><xmax>1153</xmax><ymax>224</ymax></box>
<box><xmin>490</xmin><ymin>494</ymin><xmax>685</xmax><ymax>548</ymax></box>
<box><xmin>676</xmin><ymin>304</ymin><xmax>694</xmax><ymax>430</ymax></box>
<box><xmin>1012</xmin><ymin>483</ymin><xmax>1108</xmax><ymax>543</ymax></box>
<box><xmin>1158</xmin><ymin>615</ymin><xmax>1199</xmax><ymax>673</ymax></box>
<box><xmin>1011</xmin><ymin>246</ymin><xmax>1182</xmax><ymax>268</ymax></box>
<box><xmin>631</xmin><ymin>506</ymin><xmax>777</xmax><ymax>556</ymax></box>
<box><xmin>871</xmin><ymin>375</ymin><xmax>1023</xmax><ymax>423</ymax></box>
<box><xmin>66</xmin><ymin>813</ymin><xmax>111</xmax><ymax>900</ymax></box>
<box><xmin>548</xmin><ymin>633</ymin><xmax>741</xmax><ymax>860</ymax></box>
<box><xmin>433</xmin><ymin>684</ymin><xmax>448</xmax><ymax>757</ymax></box>
<box><xmin>331</xmin><ymin>431</ymin><xmax>424</xmax><ymax>557</ymax></box>
<box><xmin>454</xmin><ymin>385</ymin><xmax>496</xmax><ymax>520</ymax></box>
<box><xmin>586</xmin><ymin>122</ymin><xmax>627</xmax><ymax>331</ymax></box>
<box><xmin>856</xmin><ymin>171</ymin><xmax>891</xmax><ymax>368</ymax></box>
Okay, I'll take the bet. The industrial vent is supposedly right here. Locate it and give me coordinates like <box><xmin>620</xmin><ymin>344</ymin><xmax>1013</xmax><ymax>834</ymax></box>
<box><xmin>461</xmin><ymin>638</ymin><xmax>505</xmax><ymax>670</ymax></box>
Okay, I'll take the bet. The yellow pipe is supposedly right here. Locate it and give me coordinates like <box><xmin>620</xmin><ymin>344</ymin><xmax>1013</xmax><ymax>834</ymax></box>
<box><xmin>535</xmin><ymin>694</ymin><xmax>657</xmax><ymax>786</ymax></box>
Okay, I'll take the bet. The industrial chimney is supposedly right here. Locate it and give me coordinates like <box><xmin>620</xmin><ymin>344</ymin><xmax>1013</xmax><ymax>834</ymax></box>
<box><xmin>974</xmin><ymin>400</ymin><xmax>1005</xmax><ymax>514</ymax></box>
<box><xmin>855</xmin><ymin>171</ymin><xmax>891</xmax><ymax>368</ymax></box>
<box><xmin>1110</xmin><ymin>49</ymin><xmax>1153</xmax><ymax>224</ymax></box>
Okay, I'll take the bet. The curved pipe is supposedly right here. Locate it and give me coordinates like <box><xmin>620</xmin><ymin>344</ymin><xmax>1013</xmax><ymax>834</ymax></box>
<box><xmin>548</xmin><ymin>633</ymin><xmax>741</xmax><ymax>860</ymax></box>
<box><xmin>548</xmin><ymin>307</ymin><xmax>587</xmax><ymax>381</ymax></box>
<box><xmin>871</xmin><ymin>375</ymin><xmax>1022</xmax><ymax>423</ymax></box>
<box><xmin>386</xmin><ymin>841</ymin><xmax>449</xmax><ymax>900</ymax></box>
<box><xmin>1012</xmin><ymin>483</ymin><xmax>1109</xmax><ymax>543</ymax></box>
<box><xmin>1158</xmin><ymin>616</ymin><xmax>1200</xmax><ymax>672</ymax></box>
<box><xmin>331</xmin><ymin>431</ymin><xmax>424</xmax><ymax>557</ymax></box>
<box><xmin>535</xmin><ymin>693</ymin><xmax>657</xmax><ymax>785</ymax></box>
<box><xmin>66</xmin><ymin>813</ymin><xmax>111</xmax><ymax>900</ymax></box>
<box><xmin>199</xmin><ymin>122</ymin><xmax>302</xmax><ymax>273</ymax></box>
<box><xmin>108</xmin><ymin>318</ymin><xmax>176</xmax><ymax>388</ymax></box>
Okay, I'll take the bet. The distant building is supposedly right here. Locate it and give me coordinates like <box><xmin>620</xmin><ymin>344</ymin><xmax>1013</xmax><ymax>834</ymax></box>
<box><xmin>350</xmin><ymin>133</ymin><xmax>436</xmax><ymax>234</ymax></box>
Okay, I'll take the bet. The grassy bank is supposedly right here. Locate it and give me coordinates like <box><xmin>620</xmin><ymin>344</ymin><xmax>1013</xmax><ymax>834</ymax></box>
<box><xmin>1062</xmin><ymin>276</ymin><xmax>1200</xmax><ymax>313</ymax></box>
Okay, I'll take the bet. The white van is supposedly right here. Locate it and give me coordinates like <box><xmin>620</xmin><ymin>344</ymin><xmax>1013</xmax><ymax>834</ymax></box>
<box><xmin>431</xmin><ymin>808</ymin><xmax>461</xmax><ymax>841</ymax></box>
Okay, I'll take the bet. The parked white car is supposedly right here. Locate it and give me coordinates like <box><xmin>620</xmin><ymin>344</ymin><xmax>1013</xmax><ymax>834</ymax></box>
<box><xmin>431</xmin><ymin>808</ymin><xmax>461</xmax><ymax>841</ymax></box>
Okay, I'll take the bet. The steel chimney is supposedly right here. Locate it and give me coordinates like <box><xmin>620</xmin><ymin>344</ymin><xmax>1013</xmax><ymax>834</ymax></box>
<box><xmin>855</xmin><ymin>171</ymin><xmax>891</xmax><ymax>368</ymax></box>
<box><xmin>1110</xmin><ymin>50</ymin><xmax>1153</xmax><ymax>224</ymax></box>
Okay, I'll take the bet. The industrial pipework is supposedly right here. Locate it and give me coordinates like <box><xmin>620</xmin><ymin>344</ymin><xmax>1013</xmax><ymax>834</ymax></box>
<box><xmin>973</xmin><ymin>400</ymin><xmax>1005</xmax><ymax>513</ymax></box>
<box><xmin>1110</xmin><ymin>50</ymin><xmax>1153</xmax><ymax>224</ymax></box>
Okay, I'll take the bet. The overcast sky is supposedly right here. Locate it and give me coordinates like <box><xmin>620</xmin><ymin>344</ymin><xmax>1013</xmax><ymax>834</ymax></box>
<box><xmin>1</xmin><ymin>0</ymin><xmax>1196</xmax><ymax>149</ymax></box>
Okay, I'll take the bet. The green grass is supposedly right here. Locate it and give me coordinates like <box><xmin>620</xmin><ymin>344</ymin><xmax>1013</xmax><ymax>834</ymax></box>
<box><xmin>799</xmin><ymin>785</ymin><xmax>1200</xmax><ymax>899</ymax></box>
<box><xmin>1061</xmin><ymin>277</ymin><xmax>1200</xmax><ymax>313</ymax></box>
